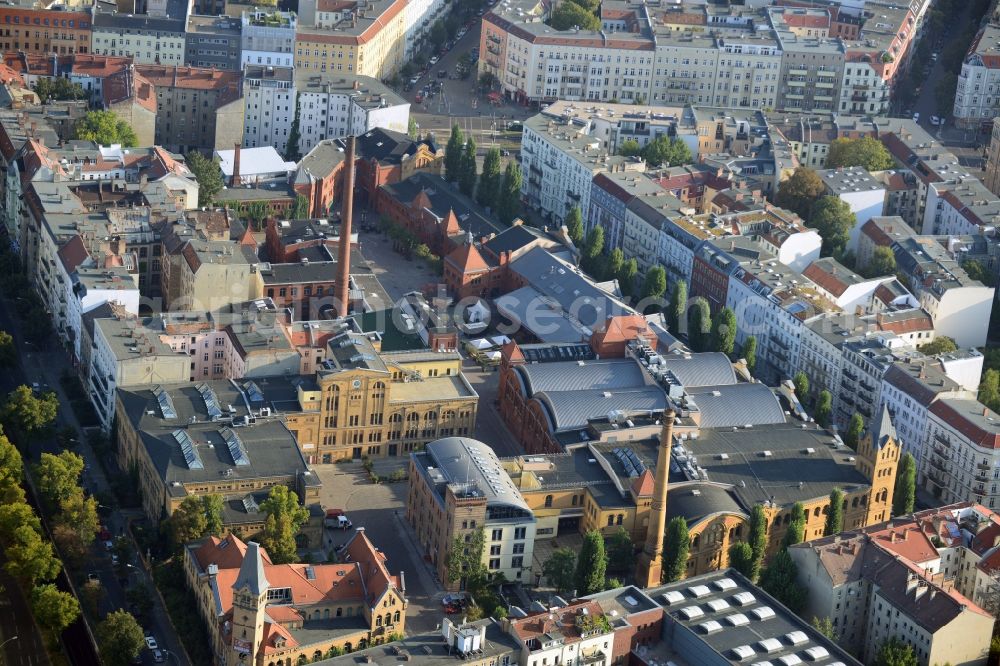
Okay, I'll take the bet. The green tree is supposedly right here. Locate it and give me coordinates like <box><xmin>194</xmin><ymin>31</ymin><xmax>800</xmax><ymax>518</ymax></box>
<box><xmin>618</xmin><ymin>139</ymin><xmax>641</xmax><ymax>157</ymax></box>
<box><xmin>31</xmin><ymin>583</ymin><xmax>81</xmax><ymax>635</ymax></box>
<box><xmin>2</xmin><ymin>385</ymin><xmax>58</xmax><ymax>440</ymax></box>
<box><xmin>497</xmin><ymin>162</ymin><xmax>522</xmax><ymax>225</ymax></box>
<box><xmin>668</xmin><ymin>280</ymin><xmax>687</xmax><ymax>333</ymax></box>
<box><xmin>445</xmin><ymin>534</ymin><xmax>467</xmax><ymax>584</ymax></box>
<box><xmin>0</xmin><ymin>502</ymin><xmax>39</xmax><ymax>543</ymax></box>
<box><xmin>606</xmin><ymin>527</ymin><xmax>633</xmax><ymax>576</ymax></box>
<box><xmin>711</xmin><ymin>307</ymin><xmax>737</xmax><ymax>356</ymax></box>
<box><xmin>549</xmin><ymin>1</ymin><xmax>600</xmax><ymax>30</ymax></box>
<box><xmin>445</xmin><ymin>124</ymin><xmax>465</xmax><ymax>182</ymax></box>
<box><xmin>758</xmin><ymin>550</ymin><xmax>807</xmax><ymax>613</ymax></box>
<box><xmin>33</xmin><ymin>77</ymin><xmax>86</xmax><ymax>104</ymax></box>
<box><xmin>917</xmin><ymin>336</ymin><xmax>958</xmax><ymax>355</ymax></box>
<box><xmin>981</xmin><ymin>369</ymin><xmax>1000</xmax><ymax>413</ymax></box>
<box><xmin>290</xmin><ymin>194</ymin><xmax>310</xmax><ymax>220</ymax></box>
<box><xmin>606</xmin><ymin>248</ymin><xmax>624</xmax><ymax>283</ymax></box>
<box><xmin>844</xmin><ymin>413</ymin><xmax>864</xmax><ymax>451</ymax></box>
<box><xmin>258</xmin><ymin>485</ymin><xmax>309</xmax><ymax>564</ymax></box>
<box><xmin>429</xmin><ymin>19</ymin><xmax>448</xmax><ymax>47</ymax></box>
<box><xmin>783</xmin><ymin>502</ymin><xmax>807</xmax><ymax>549</ymax></box>
<box><xmin>0</xmin><ymin>434</ymin><xmax>25</xmax><ymax>505</ymax></box>
<box><xmin>35</xmin><ymin>451</ymin><xmax>84</xmax><ymax>511</ymax></box>
<box><xmin>727</xmin><ymin>542</ymin><xmax>755</xmax><ymax>579</ymax></box>
<box><xmin>618</xmin><ymin>259</ymin><xmax>638</xmax><ymax>298</ymax></box>
<box><xmin>640</xmin><ymin>265</ymin><xmax>667</xmax><ymax>313</ymax></box>
<box><xmin>125</xmin><ymin>584</ymin><xmax>154</xmax><ymax>621</ymax></box>
<box><xmin>581</xmin><ymin>225</ymin><xmax>605</xmax><ymax>276</ymax></box>
<box><xmin>775</xmin><ymin>168</ymin><xmax>826</xmax><ymax>219</ymax></box>
<box><xmin>814</xmin><ymin>390</ymin><xmax>832</xmax><ymax>427</ymax></box>
<box><xmin>687</xmin><ymin>297</ymin><xmax>711</xmax><ymax>352</ymax></box>
<box><xmin>743</xmin><ymin>336</ymin><xmax>757</xmax><ymax>374</ymax></box>
<box><xmin>748</xmin><ymin>504</ymin><xmax>768</xmax><ymax>582</ymax></box>
<box><xmin>825</xmin><ymin>137</ymin><xmax>894</xmax><ymax>171</ymax></box>
<box><xmin>792</xmin><ymin>372</ymin><xmax>810</xmax><ymax>403</ymax></box>
<box><xmin>825</xmin><ymin>488</ymin><xmax>844</xmax><ymax>536</ymax></box>
<box><xmin>873</xmin><ymin>637</ymin><xmax>917</xmax><ymax>666</ymax></box>
<box><xmin>543</xmin><ymin>547</ymin><xmax>577</xmax><ymax>592</ymax></box>
<box><xmin>866</xmin><ymin>246</ymin><xmax>897</xmax><ymax>278</ymax></box>
<box><xmin>407</xmin><ymin>117</ymin><xmax>418</xmax><ymax>140</ymax></box>
<box><xmin>893</xmin><ymin>453</ymin><xmax>916</xmax><ymax>516</ymax></box>
<box><xmin>186</xmin><ymin>151</ymin><xmax>224</xmax><ymax>207</ymax></box>
<box><xmin>477</xmin><ymin>148</ymin><xmax>503</xmax><ymax>211</ymax></box>
<box><xmin>811</xmin><ymin>616</ymin><xmax>837</xmax><ymax>641</ymax></box>
<box><xmin>96</xmin><ymin>610</ymin><xmax>145</xmax><ymax>666</ymax></box>
<box><xmin>0</xmin><ymin>330</ymin><xmax>15</xmax><ymax>368</ymax></box>
<box><xmin>458</xmin><ymin>136</ymin><xmax>478</xmax><ymax>197</ymax></box>
<box><xmin>285</xmin><ymin>93</ymin><xmax>302</xmax><ymax>161</ymax></box>
<box><xmin>55</xmin><ymin>491</ymin><xmax>100</xmax><ymax>549</ymax></box>
<box><xmin>5</xmin><ymin>524</ymin><xmax>60</xmax><ymax>585</ymax></box>
<box><xmin>574</xmin><ymin>530</ymin><xmax>607</xmax><ymax>595</ymax></box>
<box><xmin>641</xmin><ymin>135</ymin><xmax>692</xmax><ymax>168</ymax></box>
<box><xmin>169</xmin><ymin>494</ymin><xmax>223</xmax><ymax>547</ymax></box>
<box><xmin>444</xmin><ymin>14</ymin><xmax>461</xmax><ymax>39</ymax></box>
<box><xmin>565</xmin><ymin>206</ymin><xmax>585</xmax><ymax>246</ymax></box>
<box><xmin>963</xmin><ymin>259</ymin><xmax>997</xmax><ymax>287</ymax></box>
<box><xmin>809</xmin><ymin>196</ymin><xmax>855</xmax><ymax>258</ymax></box>
<box><xmin>663</xmin><ymin>517</ymin><xmax>690</xmax><ymax>583</ymax></box>
<box><xmin>73</xmin><ymin>110</ymin><xmax>137</xmax><ymax>147</ymax></box>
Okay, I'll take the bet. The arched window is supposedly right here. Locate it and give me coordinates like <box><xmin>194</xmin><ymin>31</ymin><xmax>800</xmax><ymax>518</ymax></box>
<box><xmin>394</xmin><ymin>610</ymin><xmax>401</xmax><ymax>623</ymax></box>
<box><xmin>852</xmin><ymin>497</ymin><xmax>859</xmax><ymax>508</ymax></box>
<box><xmin>376</xmin><ymin>615</ymin><xmax>383</xmax><ymax>627</ymax></box>
<box><xmin>544</xmin><ymin>495</ymin><xmax>553</xmax><ymax>507</ymax></box>
<box><xmin>337</xmin><ymin>607</ymin><xmax>343</xmax><ymax>617</ymax></box>
<box><xmin>616</xmin><ymin>514</ymin><xmax>623</xmax><ymax>525</ymax></box>
<box><xmin>692</xmin><ymin>534</ymin><xmax>701</xmax><ymax>548</ymax></box>
<box><xmin>323</xmin><ymin>608</ymin><xmax>330</xmax><ymax>619</ymax></box>
<box><xmin>814</xmin><ymin>507</ymin><xmax>821</xmax><ymax>517</ymax></box>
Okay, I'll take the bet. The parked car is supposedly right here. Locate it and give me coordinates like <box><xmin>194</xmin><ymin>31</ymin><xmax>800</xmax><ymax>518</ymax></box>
<box><xmin>429</xmin><ymin>55</ymin><xmax>439</xmax><ymax>65</ymax></box>
<box><xmin>506</xmin><ymin>121</ymin><xmax>523</xmax><ymax>132</ymax></box>
<box><xmin>912</xmin><ymin>112</ymin><xmax>920</xmax><ymax>122</ymax></box>
<box><xmin>152</xmin><ymin>649</ymin><xmax>165</xmax><ymax>663</ymax></box>
<box><xmin>500</xmin><ymin>149</ymin><xmax>511</xmax><ymax>157</ymax></box>
<box><xmin>415</xmin><ymin>92</ymin><xmax>424</xmax><ymax>104</ymax></box>
<box><xmin>438</xmin><ymin>69</ymin><xmax>448</xmax><ymax>78</ymax></box>
<box><xmin>324</xmin><ymin>509</ymin><xmax>353</xmax><ymax>530</ymax></box>
<box><xmin>930</xmin><ymin>115</ymin><xmax>943</xmax><ymax>125</ymax></box>
<box><xmin>87</xmin><ymin>573</ymin><xmax>100</xmax><ymax>584</ymax></box>
<box><xmin>144</xmin><ymin>635</ymin><xmax>158</xmax><ymax>651</ymax></box>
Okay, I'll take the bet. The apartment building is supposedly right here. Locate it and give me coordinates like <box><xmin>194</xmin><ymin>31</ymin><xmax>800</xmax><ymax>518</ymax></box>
<box><xmin>922</xmin><ymin>397</ymin><xmax>1000</xmax><ymax>509</ymax></box>
<box><xmin>184</xmin><ymin>14</ymin><xmax>241</xmax><ymax>71</ymax></box>
<box><xmin>90</xmin><ymin>0</ymin><xmax>188</xmax><ymax>65</ymax></box>
<box><xmin>296</xmin><ymin>0</ymin><xmax>407</xmax><ymax>81</ymax></box>
<box><xmin>407</xmin><ymin>437</ymin><xmax>537</xmax><ymax>589</ymax></box>
<box><xmin>509</xmin><ymin>601</ymin><xmax>614</xmax><ymax>666</ymax></box>
<box><xmin>790</xmin><ymin>512</ymin><xmax>994</xmax><ymax>665</ymax></box>
<box><xmin>402</xmin><ymin>0</ymin><xmax>447</xmax><ymax>59</ymax></box>
<box><xmin>986</xmin><ymin>117</ymin><xmax>1000</xmax><ymax>196</ymax></box>
<box><xmin>240</xmin><ymin>10</ymin><xmax>295</xmax><ymax>69</ymax></box>
<box><xmin>588</xmin><ymin>171</ymin><xmax>668</xmax><ymax>252</ymax></box>
<box><xmin>0</xmin><ymin>5</ymin><xmax>91</xmax><ymax>55</ymax></box>
<box><xmin>817</xmin><ymin>166</ymin><xmax>886</xmax><ymax>250</ymax></box>
<box><xmin>955</xmin><ymin>24</ymin><xmax>1000</xmax><ymax>130</ymax></box>
<box><xmin>295</xmin><ymin>72</ymin><xmax>409</xmax><ymax>157</ymax></box>
<box><xmin>242</xmin><ymin>65</ymin><xmax>295</xmax><ymax>152</ymax></box>
<box><xmin>136</xmin><ymin>64</ymin><xmax>244</xmax><ymax>153</ymax></box>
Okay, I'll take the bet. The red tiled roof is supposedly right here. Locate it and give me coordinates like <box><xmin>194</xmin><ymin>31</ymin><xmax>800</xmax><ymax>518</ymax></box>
<box><xmin>193</xmin><ymin>534</ymin><xmax>273</xmax><ymax>572</ymax></box>
<box><xmin>70</xmin><ymin>54</ymin><xmax>132</xmax><ymax>78</ymax></box>
<box><xmin>445</xmin><ymin>242</ymin><xmax>492</xmax><ymax>273</ymax></box>
<box><xmin>511</xmin><ymin>601</ymin><xmax>606</xmax><ymax>643</ymax></box>
<box><xmin>929</xmin><ymin>400</ymin><xmax>1000</xmax><ymax>449</ymax></box>
<box><xmin>631</xmin><ymin>469</ymin><xmax>654</xmax><ymax>496</ymax></box>
<box><xmin>803</xmin><ymin>261</ymin><xmax>848</xmax><ymax>297</ymax></box>
<box><xmin>57</xmin><ymin>235</ymin><xmax>90</xmax><ymax>274</ymax></box>
<box><xmin>590</xmin><ymin>314</ymin><xmax>653</xmax><ymax>347</ymax></box>
<box><xmin>784</xmin><ymin>12</ymin><xmax>829</xmax><ymax>29</ymax></box>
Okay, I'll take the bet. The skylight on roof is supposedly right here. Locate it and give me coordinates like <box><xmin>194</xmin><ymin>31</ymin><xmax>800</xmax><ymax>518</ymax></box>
<box><xmin>153</xmin><ymin>385</ymin><xmax>177</xmax><ymax>419</ymax></box>
<box><xmin>733</xmin><ymin>591</ymin><xmax>756</xmax><ymax>606</ymax></box>
<box><xmin>221</xmin><ymin>427</ymin><xmax>250</xmax><ymax>466</ymax></box>
<box><xmin>804</xmin><ymin>647</ymin><xmax>829</xmax><ymax>661</ymax></box>
<box><xmin>173</xmin><ymin>428</ymin><xmax>204</xmax><ymax>470</ymax></box>
<box><xmin>752</xmin><ymin>606</ymin><xmax>776</xmax><ymax>621</ymax></box>
<box><xmin>726</xmin><ymin>613</ymin><xmax>750</xmax><ymax>627</ymax></box>
<box><xmin>197</xmin><ymin>382</ymin><xmax>223</xmax><ymax>420</ymax></box>
<box><xmin>679</xmin><ymin>606</ymin><xmax>704</xmax><ymax>620</ymax></box>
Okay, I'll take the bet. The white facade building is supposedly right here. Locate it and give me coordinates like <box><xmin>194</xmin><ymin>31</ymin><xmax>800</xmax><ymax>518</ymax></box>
<box><xmin>240</xmin><ymin>10</ymin><xmax>296</xmax><ymax>68</ymax></box>
<box><xmin>923</xmin><ymin>397</ymin><xmax>1000</xmax><ymax>510</ymax></box>
<box><xmin>954</xmin><ymin>24</ymin><xmax>1000</xmax><ymax>130</ymax></box>
<box><xmin>242</xmin><ymin>66</ymin><xmax>297</xmax><ymax>152</ymax></box>
<box><xmin>818</xmin><ymin>167</ymin><xmax>886</xmax><ymax>251</ymax></box>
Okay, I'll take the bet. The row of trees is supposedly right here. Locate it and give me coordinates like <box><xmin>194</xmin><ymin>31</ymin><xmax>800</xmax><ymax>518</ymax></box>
<box><xmin>549</xmin><ymin>0</ymin><xmax>600</xmax><ymax>30</ymax></box>
<box><xmin>444</xmin><ymin>125</ymin><xmax>523</xmax><ymax>225</ymax></box>
<box><xmin>618</xmin><ymin>136</ymin><xmax>693</xmax><ymax>168</ymax></box>
<box><xmin>542</xmin><ymin>528</ymin><xmax>633</xmax><ymax>594</ymax></box>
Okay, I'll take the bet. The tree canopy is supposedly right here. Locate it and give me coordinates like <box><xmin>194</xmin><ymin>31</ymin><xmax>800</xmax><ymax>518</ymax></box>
<box><xmin>73</xmin><ymin>110</ymin><xmax>137</xmax><ymax>147</ymax></box>
<box><xmin>748</xmin><ymin>505</ymin><xmax>768</xmax><ymax>582</ymax></box>
<box><xmin>575</xmin><ymin>530</ymin><xmax>607</xmax><ymax>595</ymax></box>
<box><xmin>873</xmin><ymin>637</ymin><xmax>918</xmax><ymax>666</ymax></box>
<box><xmin>31</xmin><ymin>583</ymin><xmax>81</xmax><ymax>635</ymax></box>
<box><xmin>782</xmin><ymin>502</ymin><xmax>807</xmax><ymax>549</ymax></box>
<box><xmin>814</xmin><ymin>390</ymin><xmax>832</xmax><ymax>427</ymax></box>
<box><xmin>774</xmin><ymin>168</ymin><xmax>826</xmax><ymax>219</ymax></box>
<box><xmin>497</xmin><ymin>162</ymin><xmax>522</xmax><ymax>225</ymax></box>
<box><xmin>186</xmin><ymin>151</ymin><xmax>224</xmax><ymax>207</ymax></box>
<box><xmin>793</xmin><ymin>372</ymin><xmax>810</xmax><ymax>403</ymax></box>
<box><xmin>35</xmin><ymin>451</ymin><xmax>84</xmax><ymax>511</ymax></box>
<box><xmin>618</xmin><ymin>139</ymin><xmax>641</xmax><ymax>157</ymax></box>
<box><xmin>808</xmin><ymin>196</ymin><xmax>855</xmax><ymax>258</ymax></box>
<box><xmin>259</xmin><ymin>485</ymin><xmax>309</xmax><ymax>564</ymax></box>
<box><xmin>759</xmin><ymin>550</ymin><xmax>807</xmax><ymax>613</ymax></box>
<box><xmin>668</xmin><ymin>280</ymin><xmax>687</xmax><ymax>334</ymax></box>
<box><xmin>5</xmin><ymin>524</ymin><xmax>60</xmax><ymax>586</ymax></box>
<box><xmin>742</xmin><ymin>336</ymin><xmax>757</xmax><ymax>374</ymax></box>
<box><xmin>445</xmin><ymin>125</ymin><xmax>465</xmax><ymax>182</ymax></box>
<box><xmin>34</xmin><ymin>77</ymin><xmax>86</xmax><ymax>104</ymax></box>
<box><xmin>893</xmin><ymin>453</ymin><xmax>916</xmax><ymax>516</ymax></box>
<box><xmin>663</xmin><ymin>516</ymin><xmax>690</xmax><ymax>583</ymax></box>
<box><xmin>980</xmin><ymin>369</ymin><xmax>1000</xmax><ymax>413</ymax></box>
<box><xmin>641</xmin><ymin>265</ymin><xmax>667</xmax><ymax>311</ymax></box>
<box><xmin>844</xmin><ymin>413</ymin><xmax>864</xmax><ymax>451</ymax></box>
<box><xmin>2</xmin><ymin>385</ymin><xmax>58</xmax><ymax>439</ymax></box>
<box><xmin>825</xmin><ymin>137</ymin><xmax>894</xmax><ymax>171</ymax></box>
<box><xmin>727</xmin><ymin>542</ymin><xmax>755</xmax><ymax>580</ymax></box>
<box><xmin>711</xmin><ymin>307</ymin><xmax>737</xmax><ymax>356</ymax></box>
<box><xmin>543</xmin><ymin>548</ymin><xmax>576</xmax><ymax>592</ymax></box>
<box><xmin>458</xmin><ymin>137</ymin><xmax>478</xmax><ymax>197</ymax></box>
<box><xmin>963</xmin><ymin>259</ymin><xmax>997</xmax><ymax>287</ymax></box>
<box><xmin>477</xmin><ymin>148</ymin><xmax>504</xmax><ymax>212</ymax></box>
<box><xmin>170</xmin><ymin>494</ymin><xmax>224</xmax><ymax>548</ymax></box>
<box><xmin>917</xmin><ymin>336</ymin><xmax>957</xmax><ymax>355</ymax></box>
<box><xmin>825</xmin><ymin>488</ymin><xmax>844</xmax><ymax>536</ymax></box>
<box><xmin>565</xmin><ymin>206</ymin><xmax>585</xmax><ymax>246</ymax></box>
<box><xmin>865</xmin><ymin>246</ymin><xmax>897</xmax><ymax>278</ymax></box>
<box><xmin>640</xmin><ymin>136</ymin><xmax>692</xmax><ymax>168</ymax></box>
<box><xmin>549</xmin><ymin>1</ymin><xmax>600</xmax><ymax>30</ymax></box>
<box><xmin>687</xmin><ymin>297</ymin><xmax>711</xmax><ymax>352</ymax></box>
<box><xmin>96</xmin><ymin>610</ymin><xmax>146</xmax><ymax>666</ymax></box>
<box><xmin>618</xmin><ymin>259</ymin><xmax>638</xmax><ymax>299</ymax></box>
<box><xmin>606</xmin><ymin>527</ymin><xmax>634</xmax><ymax>577</ymax></box>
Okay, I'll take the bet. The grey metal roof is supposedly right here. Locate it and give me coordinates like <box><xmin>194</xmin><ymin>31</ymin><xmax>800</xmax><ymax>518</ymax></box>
<box><xmin>233</xmin><ymin>541</ymin><xmax>269</xmax><ymax>596</ymax></box>
<box><xmin>660</xmin><ymin>352</ymin><xmax>737</xmax><ymax>388</ymax></box>
<box><xmin>686</xmin><ymin>383</ymin><xmax>786</xmax><ymax>429</ymax></box>
<box><xmin>515</xmin><ymin>358</ymin><xmax>647</xmax><ymax>396</ymax></box>
<box><xmin>424</xmin><ymin>438</ymin><xmax>531</xmax><ymax>514</ymax></box>
<box><xmin>536</xmin><ymin>387</ymin><xmax>669</xmax><ymax>432</ymax></box>
<box><xmin>666</xmin><ymin>483</ymin><xmax>746</xmax><ymax>527</ymax></box>
<box><xmin>495</xmin><ymin>286</ymin><xmax>589</xmax><ymax>343</ymax></box>
<box><xmin>686</xmin><ymin>422</ymin><xmax>870</xmax><ymax>509</ymax></box>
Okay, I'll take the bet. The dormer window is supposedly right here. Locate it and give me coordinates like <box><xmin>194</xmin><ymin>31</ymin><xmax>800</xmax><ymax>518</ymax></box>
<box><xmin>274</xmin><ymin>636</ymin><xmax>286</xmax><ymax>648</ymax></box>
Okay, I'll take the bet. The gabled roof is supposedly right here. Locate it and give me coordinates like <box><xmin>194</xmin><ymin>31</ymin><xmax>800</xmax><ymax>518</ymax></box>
<box><xmin>444</xmin><ymin>240</ymin><xmax>494</xmax><ymax>273</ymax></box>
<box><xmin>57</xmin><ymin>235</ymin><xmax>90</xmax><ymax>274</ymax></box>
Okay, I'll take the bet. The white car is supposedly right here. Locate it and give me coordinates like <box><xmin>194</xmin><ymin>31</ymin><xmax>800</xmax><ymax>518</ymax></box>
<box><xmin>145</xmin><ymin>636</ymin><xmax>158</xmax><ymax>650</ymax></box>
<box><xmin>912</xmin><ymin>112</ymin><xmax>920</xmax><ymax>122</ymax></box>
<box><xmin>930</xmin><ymin>115</ymin><xmax>943</xmax><ymax>126</ymax></box>
<box><xmin>152</xmin><ymin>650</ymin><xmax>165</xmax><ymax>663</ymax></box>
<box><xmin>429</xmin><ymin>56</ymin><xmax>439</xmax><ymax>65</ymax></box>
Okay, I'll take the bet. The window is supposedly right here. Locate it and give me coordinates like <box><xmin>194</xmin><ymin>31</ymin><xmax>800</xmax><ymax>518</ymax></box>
<box><xmin>513</xmin><ymin>543</ymin><xmax>524</xmax><ymax>554</ymax></box>
<box><xmin>490</xmin><ymin>545</ymin><xmax>501</xmax><ymax>556</ymax></box>
<box><xmin>514</xmin><ymin>527</ymin><xmax>526</xmax><ymax>540</ymax></box>
<box><xmin>544</xmin><ymin>495</ymin><xmax>553</xmax><ymax>507</ymax></box>
<box><xmin>491</xmin><ymin>529</ymin><xmax>503</xmax><ymax>541</ymax></box>
<box><xmin>488</xmin><ymin>558</ymin><xmax>501</xmax><ymax>570</ymax></box>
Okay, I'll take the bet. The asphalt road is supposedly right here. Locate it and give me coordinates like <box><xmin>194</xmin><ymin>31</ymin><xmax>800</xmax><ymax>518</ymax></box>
<box><xmin>0</xmin><ymin>284</ymin><xmax>187</xmax><ymax>666</ymax></box>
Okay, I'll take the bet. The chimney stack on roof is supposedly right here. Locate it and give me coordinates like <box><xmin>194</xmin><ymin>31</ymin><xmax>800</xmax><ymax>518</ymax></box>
<box><xmin>335</xmin><ymin>135</ymin><xmax>356</xmax><ymax>316</ymax></box>
<box><xmin>231</xmin><ymin>143</ymin><xmax>241</xmax><ymax>187</ymax></box>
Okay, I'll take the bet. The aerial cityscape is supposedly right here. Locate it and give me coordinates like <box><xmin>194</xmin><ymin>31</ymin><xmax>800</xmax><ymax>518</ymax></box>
<box><xmin>0</xmin><ymin>0</ymin><xmax>999</xmax><ymax>664</ymax></box>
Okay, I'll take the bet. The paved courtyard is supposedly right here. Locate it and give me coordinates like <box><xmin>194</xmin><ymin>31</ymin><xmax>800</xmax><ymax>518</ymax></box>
<box><xmin>312</xmin><ymin>464</ymin><xmax>446</xmax><ymax>634</ymax></box>
<box><xmin>356</xmin><ymin>218</ymin><xmax>444</xmax><ymax>303</ymax></box>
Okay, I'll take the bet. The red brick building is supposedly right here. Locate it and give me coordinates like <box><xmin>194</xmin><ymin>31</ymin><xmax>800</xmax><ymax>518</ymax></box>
<box><xmin>293</xmin><ymin>128</ymin><xmax>443</xmax><ymax>218</ymax></box>
<box><xmin>264</xmin><ymin>217</ymin><xmax>356</xmax><ymax>264</ymax></box>
<box><xmin>0</xmin><ymin>7</ymin><xmax>91</xmax><ymax>55</ymax></box>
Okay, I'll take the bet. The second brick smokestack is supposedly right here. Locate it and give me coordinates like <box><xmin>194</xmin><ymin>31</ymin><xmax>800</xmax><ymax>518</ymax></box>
<box><xmin>231</xmin><ymin>143</ymin><xmax>241</xmax><ymax>187</ymax></box>
<box><xmin>335</xmin><ymin>136</ymin><xmax>355</xmax><ymax>316</ymax></box>
<box><xmin>636</xmin><ymin>410</ymin><xmax>676</xmax><ymax>588</ymax></box>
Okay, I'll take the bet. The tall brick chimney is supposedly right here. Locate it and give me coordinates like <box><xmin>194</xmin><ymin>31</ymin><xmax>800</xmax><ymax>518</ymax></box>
<box><xmin>335</xmin><ymin>136</ymin><xmax>356</xmax><ymax>316</ymax></box>
<box><xmin>231</xmin><ymin>143</ymin><xmax>241</xmax><ymax>187</ymax></box>
<box><xmin>636</xmin><ymin>410</ymin><xmax>676</xmax><ymax>588</ymax></box>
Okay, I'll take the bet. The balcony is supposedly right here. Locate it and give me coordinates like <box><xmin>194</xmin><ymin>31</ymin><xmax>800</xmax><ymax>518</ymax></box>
<box><xmin>816</xmin><ymin>69</ymin><xmax>837</xmax><ymax>78</ymax></box>
<box><xmin>843</xmin><ymin>370</ymin><xmax>858</xmax><ymax>381</ymax></box>
<box><xmin>930</xmin><ymin>457</ymin><xmax>947</xmax><ymax>472</ymax></box>
<box><xmin>815</xmin><ymin>81</ymin><xmax>835</xmax><ymax>89</ymax></box>
<box><xmin>580</xmin><ymin>652</ymin><xmax>607</xmax><ymax>666</ymax></box>
<box><xmin>934</xmin><ymin>434</ymin><xmax>952</xmax><ymax>448</ymax></box>
<box><xmin>788</xmin><ymin>68</ymin><xmax>808</xmax><ymax>76</ymax></box>
<box><xmin>851</xmin><ymin>92</ymin><xmax>868</xmax><ymax>102</ymax></box>
<box><xmin>787</xmin><ymin>79</ymin><xmax>806</xmax><ymax>87</ymax></box>
<box><xmin>978</xmin><ymin>462</ymin><xmax>991</xmax><ymax>471</ymax></box>
<box><xmin>814</xmin><ymin>94</ymin><xmax>834</xmax><ymax>101</ymax></box>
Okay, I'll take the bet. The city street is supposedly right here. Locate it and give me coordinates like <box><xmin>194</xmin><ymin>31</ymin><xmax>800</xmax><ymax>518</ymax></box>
<box><xmin>0</xmin><ymin>288</ymin><xmax>188</xmax><ymax>666</ymax></box>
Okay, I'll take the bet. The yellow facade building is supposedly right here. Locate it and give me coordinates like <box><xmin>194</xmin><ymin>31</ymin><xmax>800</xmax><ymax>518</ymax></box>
<box><xmin>295</xmin><ymin>0</ymin><xmax>407</xmax><ymax>80</ymax></box>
